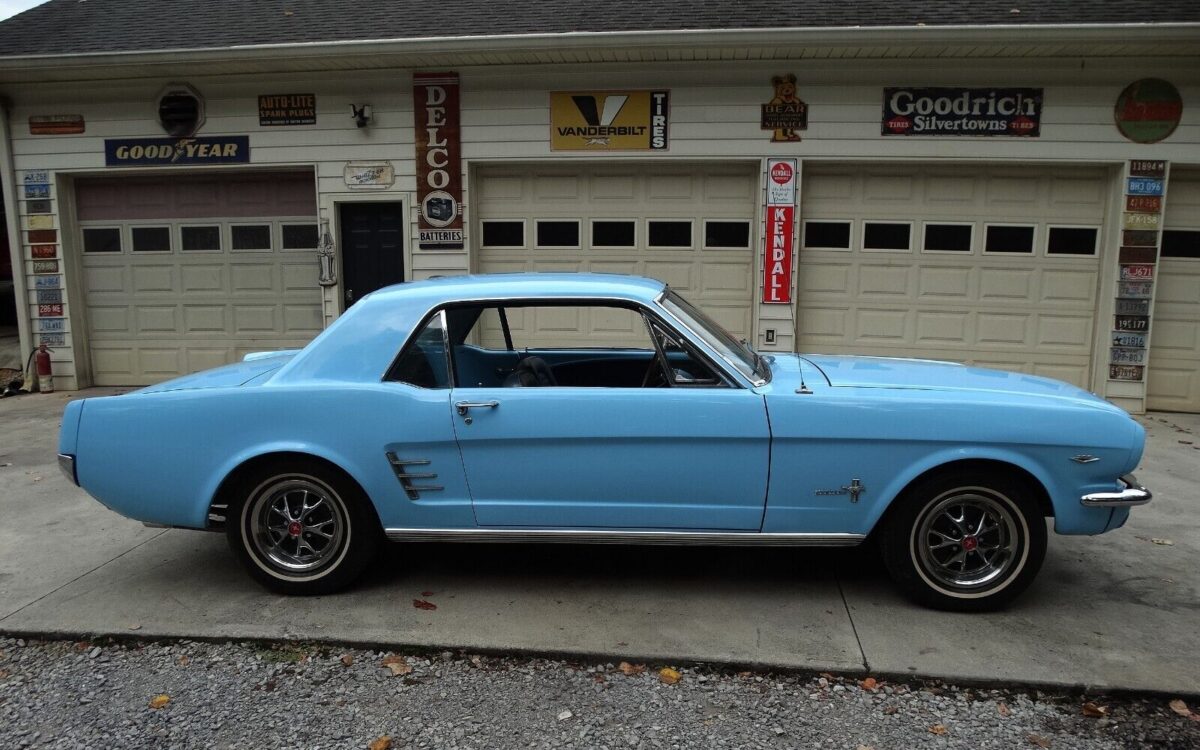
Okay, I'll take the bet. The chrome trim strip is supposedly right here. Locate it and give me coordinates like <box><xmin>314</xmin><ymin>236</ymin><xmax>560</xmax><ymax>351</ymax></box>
<box><xmin>384</xmin><ymin>528</ymin><xmax>865</xmax><ymax>546</ymax></box>
<box><xmin>57</xmin><ymin>453</ymin><xmax>77</xmax><ymax>486</ymax></box>
<box><xmin>1081</xmin><ymin>473</ymin><xmax>1152</xmax><ymax>507</ymax></box>
<box><xmin>1071</xmin><ymin>454</ymin><xmax>1101</xmax><ymax>464</ymax></box>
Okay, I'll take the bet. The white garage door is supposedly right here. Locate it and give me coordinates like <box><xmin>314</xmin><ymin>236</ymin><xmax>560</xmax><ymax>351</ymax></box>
<box><xmin>75</xmin><ymin>172</ymin><xmax>322</xmax><ymax>385</ymax></box>
<box><xmin>798</xmin><ymin>164</ymin><xmax>1107</xmax><ymax>387</ymax></box>
<box><xmin>1148</xmin><ymin>168</ymin><xmax>1200</xmax><ymax>413</ymax></box>
<box><xmin>473</xmin><ymin>163</ymin><xmax>756</xmax><ymax>343</ymax></box>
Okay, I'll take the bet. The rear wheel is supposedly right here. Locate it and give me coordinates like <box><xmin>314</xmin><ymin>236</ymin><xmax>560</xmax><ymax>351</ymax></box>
<box><xmin>226</xmin><ymin>460</ymin><xmax>382</xmax><ymax>595</ymax></box>
<box><xmin>879</xmin><ymin>472</ymin><xmax>1047</xmax><ymax>611</ymax></box>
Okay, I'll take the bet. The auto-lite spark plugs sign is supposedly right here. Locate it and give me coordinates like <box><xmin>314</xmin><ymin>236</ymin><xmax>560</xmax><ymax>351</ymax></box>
<box><xmin>882</xmin><ymin>88</ymin><xmax>1043</xmax><ymax>136</ymax></box>
<box><xmin>414</xmin><ymin>72</ymin><xmax>464</xmax><ymax>250</ymax></box>
<box><xmin>763</xmin><ymin>159</ymin><xmax>797</xmax><ymax>304</ymax></box>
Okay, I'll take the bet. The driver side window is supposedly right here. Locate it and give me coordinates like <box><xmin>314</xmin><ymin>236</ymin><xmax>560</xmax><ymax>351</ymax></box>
<box><xmin>445</xmin><ymin>302</ymin><xmax>725</xmax><ymax>389</ymax></box>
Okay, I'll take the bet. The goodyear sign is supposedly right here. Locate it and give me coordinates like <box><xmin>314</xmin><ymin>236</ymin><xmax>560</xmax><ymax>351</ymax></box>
<box><xmin>550</xmin><ymin>90</ymin><xmax>669</xmax><ymax>151</ymax></box>
<box><xmin>105</xmin><ymin>136</ymin><xmax>250</xmax><ymax>167</ymax></box>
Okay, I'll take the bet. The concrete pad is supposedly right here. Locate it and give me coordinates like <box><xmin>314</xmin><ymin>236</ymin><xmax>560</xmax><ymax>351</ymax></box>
<box><xmin>0</xmin><ymin>388</ymin><xmax>160</xmax><ymax>620</ymax></box>
<box><xmin>841</xmin><ymin>412</ymin><xmax>1200</xmax><ymax>693</ymax></box>
<box><xmin>0</xmin><ymin>530</ymin><xmax>864</xmax><ymax>672</ymax></box>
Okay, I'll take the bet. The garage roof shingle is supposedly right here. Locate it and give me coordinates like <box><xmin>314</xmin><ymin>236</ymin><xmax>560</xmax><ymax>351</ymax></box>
<box><xmin>1</xmin><ymin>0</ymin><xmax>1198</xmax><ymax>58</ymax></box>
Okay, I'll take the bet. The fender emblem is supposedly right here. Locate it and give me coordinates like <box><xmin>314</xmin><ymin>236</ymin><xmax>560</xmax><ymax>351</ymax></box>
<box><xmin>1071</xmin><ymin>454</ymin><xmax>1101</xmax><ymax>464</ymax></box>
<box><xmin>815</xmin><ymin>478</ymin><xmax>865</xmax><ymax>503</ymax></box>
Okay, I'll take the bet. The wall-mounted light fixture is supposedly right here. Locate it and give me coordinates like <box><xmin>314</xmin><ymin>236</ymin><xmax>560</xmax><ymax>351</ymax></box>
<box><xmin>350</xmin><ymin>104</ymin><xmax>372</xmax><ymax>128</ymax></box>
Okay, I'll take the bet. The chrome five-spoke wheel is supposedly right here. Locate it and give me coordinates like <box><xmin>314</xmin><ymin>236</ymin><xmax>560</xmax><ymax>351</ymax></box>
<box><xmin>880</xmin><ymin>472</ymin><xmax>1047</xmax><ymax>611</ymax></box>
<box><xmin>250</xmin><ymin>479</ymin><xmax>347</xmax><ymax>573</ymax></box>
<box><xmin>227</xmin><ymin>460</ymin><xmax>382</xmax><ymax>595</ymax></box>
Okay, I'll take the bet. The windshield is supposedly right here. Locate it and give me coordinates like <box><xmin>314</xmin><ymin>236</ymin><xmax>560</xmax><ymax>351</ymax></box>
<box><xmin>659</xmin><ymin>289</ymin><xmax>769</xmax><ymax>384</ymax></box>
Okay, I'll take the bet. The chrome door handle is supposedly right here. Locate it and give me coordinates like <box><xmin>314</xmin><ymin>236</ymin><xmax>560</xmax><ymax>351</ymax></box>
<box><xmin>455</xmin><ymin>400</ymin><xmax>499</xmax><ymax>416</ymax></box>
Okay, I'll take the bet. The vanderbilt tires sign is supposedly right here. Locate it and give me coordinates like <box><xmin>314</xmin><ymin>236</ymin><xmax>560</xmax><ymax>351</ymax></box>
<box><xmin>550</xmin><ymin>90</ymin><xmax>669</xmax><ymax>151</ymax></box>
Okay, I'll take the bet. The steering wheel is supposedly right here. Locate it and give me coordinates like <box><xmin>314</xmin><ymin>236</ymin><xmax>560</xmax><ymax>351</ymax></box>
<box><xmin>641</xmin><ymin>357</ymin><xmax>669</xmax><ymax>388</ymax></box>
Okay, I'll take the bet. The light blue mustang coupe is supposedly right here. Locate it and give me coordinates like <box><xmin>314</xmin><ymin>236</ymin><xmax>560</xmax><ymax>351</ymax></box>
<box><xmin>58</xmin><ymin>273</ymin><xmax>1150</xmax><ymax>610</ymax></box>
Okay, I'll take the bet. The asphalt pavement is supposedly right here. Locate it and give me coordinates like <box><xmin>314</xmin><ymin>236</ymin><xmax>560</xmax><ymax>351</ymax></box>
<box><xmin>1</xmin><ymin>388</ymin><xmax>1197</xmax><ymax>695</ymax></box>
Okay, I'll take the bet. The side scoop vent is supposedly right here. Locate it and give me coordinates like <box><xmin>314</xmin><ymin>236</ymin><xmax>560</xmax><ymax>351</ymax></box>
<box><xmin>386</xmin><ymin>452</ymin><xmax>444</xmax><ymax>500</ymax></box>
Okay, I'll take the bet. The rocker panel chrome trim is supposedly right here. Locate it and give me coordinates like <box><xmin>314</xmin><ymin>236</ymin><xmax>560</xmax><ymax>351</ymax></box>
<box><xmin>383</xmin><ymin>528</ymin><xmax>865</xmax><ymax>546</ymax></box>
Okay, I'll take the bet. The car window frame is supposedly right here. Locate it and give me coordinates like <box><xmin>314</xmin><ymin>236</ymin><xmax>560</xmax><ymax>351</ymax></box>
<box><xmin>384</xmin><ymin>296</ymin><xmax>743</xmax><ymax>390</ymax></box>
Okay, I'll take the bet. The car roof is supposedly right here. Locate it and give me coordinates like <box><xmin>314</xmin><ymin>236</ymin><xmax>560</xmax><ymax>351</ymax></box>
<box><xmin>364</xmin><ymin>272</ymin><xmax>668</xmax><ymax>305</ymax></box>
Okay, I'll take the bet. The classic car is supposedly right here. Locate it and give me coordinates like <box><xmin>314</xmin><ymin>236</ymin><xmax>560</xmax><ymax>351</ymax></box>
<box><xmin>57</xmin><ymin>273</ymin><xmax>1150</xmax><ymax>610</ymax></box>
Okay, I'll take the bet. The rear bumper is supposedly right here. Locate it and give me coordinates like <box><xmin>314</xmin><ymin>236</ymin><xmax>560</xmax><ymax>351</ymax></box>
<box><xmin>1081</xmin><ymin>474</ymin><xmax>1151</xmax><ymax>507</ymax></box>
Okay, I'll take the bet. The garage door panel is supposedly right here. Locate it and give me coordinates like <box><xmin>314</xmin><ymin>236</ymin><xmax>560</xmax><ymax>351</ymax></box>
<box><xmin>860</xmin><ymin>264</ymin><xmax>913</xmax><ymax>297</ymax></box>
<box><xmin>915</xmin><ymin>311</ymin><xmax>969</xmax><ymax>345</ymax></box>
<box><xmin>135</xmin><ymin>306</ymin><xmax>178</xmax><ymax>334</ymax></box>
<box><xmin>533</xmin><ymin>175</ymin><xmax>580</xmax><ymax>200</ymax></box>
<box><xmin>1036</xmin><ymin>315</ymin><xmax>1092</xmax><ymax>349</ymax></box>
<box><xmin>183</xmin><ymin>305</ymin><xmax>227</xmax><ymax>333</ymax></box>
<box><xmin>648</xmin><ymin>174</ymin><xmax>693</xmax><ymax>199</ymax></box>
<box><xmin>140</xmin><ymin>348</ymin><xmax>183</xmax><ymax>377</ymax></box>
<box><xmin>131</xmin><ymin>265</ymin><xmax>175</xmax><ymax>293</ymax></box>
<box><xmin>87</xmin><ymin>306</ymin><xmax>130</xmax><ymax>332</ymax></box>
<box><xmin>591</xmin><ymin>174</ymin><xmax>636</xmax><ymax>199</ymax></box>
<box><xmin>1040</xmin><ymin>269</ymin><xmax>1097</xmax><ymax>305</ymax></box>
<box><xmin>1148</xmin><ymin>168</ymin><xmax>1200</xmax><ymax>411</ymax></box>
<box><xmin>699</xmin><ymin>261</ymin><xmax>752</xmax><ymax>294</ymax></box>
<box><xmin>979</xmin><ymin>268</ymin><xmax>1033</xmax><ymax>301</ymax></box>
<box><xmin>233</xmin><ymin>305</ymin><xmax>278</xmax><ymax>333</ymax></box>
<box><xmin>231</xmin><ymin>264</ymin><xmax>277</xmax><ymax>293</ymax></box>
<box><xmin>917</xmin><ymin>267</ymin><xmax>971</xmax><ymax>299</ymax></box>
<box><xmin>864</xmin><ymin>174</ymin><xmax>914</xmax><ymax>202</ymax></box>
<box><xmin>1032</xmin><ymin>363</ymin><xmax>1088</xmax><ymax>386</ymax></box>
<box><xmin>856</xmin><ymin>309</ymin><xmax>909</xmax><ymax>342</ymax></box>
<box><xmin>588</xmin><ymin>260</ymin><xmax>641</xmax><ymax>277</ymax></box>
<box><xmin>926</xmin><ymin>176</ymin><xmax>976</xmax><ymax>203</ymax></box>
<box><xmin>180</xmin><ymin>265</ymin><xmax>225</xmax><ymax>293</ymax></box>
<box><xmin>1152</xmin><ymin>319</ymin><xmax>1199</xmax><ymax>355</ymax></box>
<box><xmin>91</xmin><ymin>348</ymin><xmax>133</xmax><ymax>380</ymax></box>
<box><xmin>84</xmin><ymin>266</ymin><xmax>126</xmax><ymax>294</ymax></box>
<box><xmin>187</xmin><ymin>348</ymin><xmax>234</xmax><ymax>373</ymax></box>
<box><xmin>1156</xmin><ymin>274</ymin><xmax>1200</xmax><ymax>305</ymax></box>
<box><xmin>283</xmin><ymin>305</ymin><xmax>323</xmax><ymax>333</ymax></box>
<box><xmin>799</xmin><ymin>263</ymin><xmax>852</xmax><ymax>294</ymax></box>
<box><xmin>641</xmin><ymin>261</ymin><xmax>694</xmax><ymax>289</ymax></box>
<box><xmin>977</xmin><ymin>313</ymin><xmax>1030</xmax><ymax>345</ymax></box>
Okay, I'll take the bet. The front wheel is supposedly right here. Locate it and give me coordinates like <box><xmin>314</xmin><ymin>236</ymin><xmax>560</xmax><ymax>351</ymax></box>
<box><xmin>226</xmin><ymin>460</ymin><xmax>382</xmax><ymax>595</ymax></box>
<box><xmin>879</xmin><ymin>473</ymin><xmax>1047</xmax><ymax>611</ymax></box>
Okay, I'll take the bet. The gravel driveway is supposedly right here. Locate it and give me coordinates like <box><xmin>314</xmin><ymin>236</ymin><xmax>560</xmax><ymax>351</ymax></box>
<box><xmin>2</xmin><ymin>636</ymin><xmax>1197</xmax><ymax>749</ymax></box>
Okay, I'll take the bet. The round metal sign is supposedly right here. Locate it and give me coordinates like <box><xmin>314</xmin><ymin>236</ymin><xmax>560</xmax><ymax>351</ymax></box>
<box><xmin>1114</xmin><ymin>78</ymin><xmax>1183</xmax><ymax>144</ymax></box>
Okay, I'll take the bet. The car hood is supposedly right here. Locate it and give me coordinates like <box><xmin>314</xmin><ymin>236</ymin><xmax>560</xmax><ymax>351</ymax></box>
<box><xmin>136</xmin><ymin>352</ymin><xmax>298</xmax><ymax>393</ymax></box>
<box><xmin>773</xmin><ymin>353</ymin><xmax>1117</xmax><ymax>409</ymax></box>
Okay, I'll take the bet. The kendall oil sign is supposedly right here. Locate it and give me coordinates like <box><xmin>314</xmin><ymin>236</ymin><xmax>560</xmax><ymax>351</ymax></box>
<box><xmin>763</xmin><ymin>159</ymin><xmax>797</xmax><ymax>305</ymax></box>
<box><xmin>883</xmin><ymin>88</ymin><xmax>1043</xmax><ymax>136</ymax></box>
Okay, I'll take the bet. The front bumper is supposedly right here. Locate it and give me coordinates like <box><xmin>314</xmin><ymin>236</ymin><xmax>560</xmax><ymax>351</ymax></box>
<box><xmin>57</xmin><ymin>453</ymin><xmax>77</xmax><ymax>486</ymax></box>
<box><xmin>1081</xmin><ymin>473</ymin><xmax>1151</xmax><ymax>507</ymax></box>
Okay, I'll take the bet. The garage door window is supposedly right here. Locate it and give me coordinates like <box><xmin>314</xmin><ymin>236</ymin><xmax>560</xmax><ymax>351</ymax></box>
<box><xmin>803</xmin><ymin>220</ymin><xmax>851</xmax><ymax>251</ymax></box>
<box><xmin>535</xmin><ymin>220</ymin><xmax>581</xmax><ymax>249</ymax></box>
<box><xmin>591</xmin><ymin>220</ymin><xmax>636</xmax><ymax>249</ymax></box>
<box><xmin>922</xmin><ymin>223</ymin><xmax>973</xmax><ymax>253</ymax></box>
<box><xmin>481</xmin><ymin>220</ymin><xmax>525</xmax><ymax>249</ymax></box>
<box><xmin>1046</xmin><ymin>226</ymin><xmax>1099</xmax><ymax>256</ymax></box>
<box><xmin>231</xmin><ymin>224</ymin><xmax>272</xmax><ymax>252</ymax></box>
<box><xmin>863</xmin><ymin>221</ymin><xmax>912</xmax><ymax>252</ymax></box>
<box><xmin>82</xmin><ymin>227</ymin><xmax>122</xmax><ymax>253</ymax></box>
<box><xmin>703</xmin><ymin>220</ymin><xmax>751</xmax><ymax>250</ymax></box>
<box><xmin>648</xmin><ymin>220</ymin><xmax>693</xmax><ymax>249</ymax></box>
<box><xmin>984</xmin><ymin>224</ymin><xmax>1036</xmax><ymax>254</ymax></box>
<box><xmin>1162</xmin><ymin>229</ymin><xmax>1200</xmax><ymax>259</ymax></box>
<box><xmin>181</xmin><ymin>225</ymin><xmax>222</xmax><ymax>252</ymax></box>
<box><xmin>131</xmin><ymin>226</ymin><xmax>172</xmax><ymax>253</ymax></box>
<box><xmin>281</xmin><ymin>223</ymin><xmax>319</xmax><ymax>251</ymax></box>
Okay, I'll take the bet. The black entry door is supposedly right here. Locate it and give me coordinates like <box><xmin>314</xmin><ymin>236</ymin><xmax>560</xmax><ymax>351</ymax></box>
<box><xmin>339</xmin><ymin>202</ymin><xmax>405</xmax><ymax>307</ymax></box>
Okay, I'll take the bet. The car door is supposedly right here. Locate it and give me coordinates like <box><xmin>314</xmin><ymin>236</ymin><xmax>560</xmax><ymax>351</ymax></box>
<box><xmin>447</xmin><ymin>302</ymin><xmax>771</xmax><ymax>530</ymax></box>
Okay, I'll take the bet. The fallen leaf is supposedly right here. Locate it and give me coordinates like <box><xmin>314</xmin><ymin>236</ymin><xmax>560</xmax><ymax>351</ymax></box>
<box><xmin>618</xmin><ymin>661</ymin><xmax>645</xmax><ymax>676</ymax></box>
<box><xmin>736</xmin><ymin>670</ymin><xmax>752</xmax><ymax>679</ymax></box>
<box><xmin>177</xmin><ymin>656</ymin><xmax>189</xmax><ymax>666</ymax></box>
<box><xmin>421</xmin><ymin>590</ymin><xmax>435</xmax><ymax>597</ymax></box>
<box><xmin>820</xmin><ymin>672</ymin><xmax>834</xmax><ymax>679</ymax></box>
<box><xmin>381</xmin><ymin>655</ymin><xmax>412</xmax><ymax>676</ymax></box>
<box><xmin>882</xmin><ymin>705</ymin><xmax>899</xmax><ymax>715</ymax></box>
<box><xmin>128</xmin><ymin>624</ymin><xmax>142</xmax><ymax>631</ymax></box>
<box><xmin>998</xmin><ymin>702</ymin><xmax>1012</xmax><ymax>717</ymax></box>
<box><xmin>148</xmin><ymin>694</ymin><xmax>170</xmax><ymax>709</ymax></box>
<box><xmin>658</xmin><ymin>667</ymin><xmax>682</xmax><ymax>685</ymax></box>
<box><xmin>860</xmin><ymin>677</ymin><xmax>879</xmax><ymax>691</ymax></box>
<box><xmin>1151</xmin><ymin>538</ymin><xmax>1174</xmax><ymax>546</ymax></box>
<box><xmin>368</xmin><ymin>737</ymin><xmax>392</xmax><ymax>750</ymax></box>
<box><xmin>557</xmin><ymin>709</ymin><xmax>573</xmax><ymax>721</ymax></box>
<box><xmin>341</xmin><ymin>654</ymin><xmax>354</xmax><ymax>667</ymax></box>
<box><xmin>31</xmin><ymin>476</ymin><xmax>42</xmax><ymax>482</ymax></box>
<box><xmin>0</xmin><ymin>669</ymin><xmax>9</xmax><ymax>680</ymax></box>
<box><xmin>1169</xmin><ymin>699</ymin><xmax>1192</xmax><ymax>718</ymax></box>
<box><xmin>261</xmin><ymin>678</ymin><xmax>277</xmax><ymax>692</ymax></box>
<box><xmin>928</xmin><ymin>724</ymin><xmax>947</xmax><ymax>735</ymax></box>
<box><xmin>1082</xmin><ymin>701</ymin><xmax>1109</xmax><ymax>718</ymax></box>
<box><xmin>412</xmin><ymin>599</ymin><xmax>437</xmax><ymax>610</ymax></box>
<box><xmin>1028</xmin><ymin>734</ymin><xmax>1051</xmax><ymax>748</ymax></box>
<box><xmin>592</xmin><ymin>673</ymin><xmax>606</xmax><ymax>683</ymax></box>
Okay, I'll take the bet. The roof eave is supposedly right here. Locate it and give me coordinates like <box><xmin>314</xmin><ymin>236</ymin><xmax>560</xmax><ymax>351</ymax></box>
<box><xmin>1</xmin><ymin>22</ymin><xmax>1198</xmax><ymax>71</ymax></box>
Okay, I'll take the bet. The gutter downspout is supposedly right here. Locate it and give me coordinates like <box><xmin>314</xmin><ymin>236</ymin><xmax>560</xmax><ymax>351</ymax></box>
<box><xmin>0</xmin><ymin>98</ymin><xmax>31</xmax><ymax>371</ymax></box>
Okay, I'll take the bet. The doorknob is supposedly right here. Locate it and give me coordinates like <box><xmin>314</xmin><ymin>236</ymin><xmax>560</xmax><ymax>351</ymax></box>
<box><xmin>454</xmin><ymin>400</ymin><xmax>498</xmax><ymax>424</ymax></box>
<box><xmin>345</xmin><ymin>288</ymin><xmax>354</xmax><ymax>304</ymax></box>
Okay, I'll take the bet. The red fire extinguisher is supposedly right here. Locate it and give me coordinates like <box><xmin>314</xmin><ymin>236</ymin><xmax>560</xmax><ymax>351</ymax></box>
<box><xmin>34</xmin><ymin>344</ymin><xmax>54</xmax><ymax>393</ymax></box>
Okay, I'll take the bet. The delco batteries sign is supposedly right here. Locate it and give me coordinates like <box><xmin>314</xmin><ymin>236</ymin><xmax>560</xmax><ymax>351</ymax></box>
<box><xmin>882</xmin><ymin>88</ymin><xmax>1043</xmax><ymax>137</ymax></box>
<box><xmin>105</xmin><ymin>136</ymin><xmax>250</xmax><ymax>166</ymax></box>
